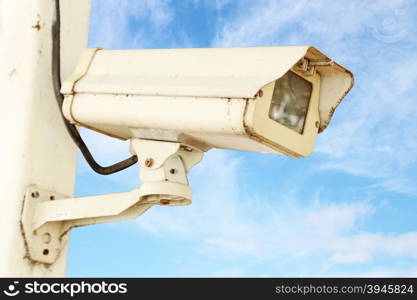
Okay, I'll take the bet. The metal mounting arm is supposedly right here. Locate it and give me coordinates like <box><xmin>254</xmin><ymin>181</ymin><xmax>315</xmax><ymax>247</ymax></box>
<box><xmin>20</xmin><ymin>139</ymin><xmax>203</xmax><ymax>264</ymax></box>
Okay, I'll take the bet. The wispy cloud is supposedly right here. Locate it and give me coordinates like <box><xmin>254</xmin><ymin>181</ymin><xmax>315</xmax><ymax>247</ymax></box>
<box><xmin>211</xmin><ymin>266</ymin><xmax>247</xmax><ymax>277</ymax></box>
<box><xmin>213</xmin><ymin>0</ymin><xmax>417</xmax><ymax>195</ymax></box>
<box><xmin>72</xmin><ymin>0</ymin><xmax>417</xmax><ymax>277</ymax></box>
<box><xmin>330</xmin><ymin>252</ymin><xmax>372</xmax><ymax>264</ymax></box>
<box><xmin>136</xmin><ymin>150</ymin><xmax>417</xmax><ymax>276</ymax></box>
<box><xmin>85</xmin><ymin>0</ymin><xmax>417</xmax><ymax>195</ymax></box>
<box><xmin>190</xmin><ymin>0</ymin><xmax>232</xmax><ymax>11</ymax></box>
<box><xmin>89</xmin><ymin>0</ymin><xmax>173</xmax><ymax>49</ymax></box>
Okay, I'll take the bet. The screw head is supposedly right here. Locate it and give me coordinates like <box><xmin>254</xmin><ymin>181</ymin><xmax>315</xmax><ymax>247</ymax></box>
<box><xmin>160</xmin><ymin>199</ymin><xmax>170</xmax><ymax>205</ymax></box>
<box><xmin>31</xmin><ymin>191</ymin><xmax>39</xmax><ymax>198</ymax></box>
<box><xmin>258</xmin><ymin>90</ymin><xmax>264</xmax><ymax>97</ymax></box>
<box><xmin>144</xmin><ymin>158</ymin><xmax>154</xmax><ymax>167</ymax></box>
<box><xmin>42</xmin><ymin>232</ymin><xmax>52</xmax><ymax>244</ymax></box>
<box><xmin>183</xmin><ymin>146</ymin><xmax>193</xmax><ymax>152</ymax></box>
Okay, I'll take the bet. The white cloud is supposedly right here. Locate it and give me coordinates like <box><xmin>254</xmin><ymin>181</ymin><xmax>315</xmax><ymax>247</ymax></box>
<box><xmin>213</xmin><ymin>0</ymin><xmax>416</xmax><ymax>48</ymax></box>
<box><xmin>83</xmin><ymin>0</ymin><xmax>417</xmax><ymax>194</ymax></box>
<box><xmin>89</xmin><ymin>0</ymin><xmax>173</xmax><ymax>49</ymax></box>
<box><xmin>330</xmin><ymin>252</ymin><xmax>371</xmax><ymax>264</ymax></box>
<box><xmin>190</xmin><ymin>0</ymin><xmax>231</xmax><ymax>11</ymax></box>
<box><xmin>136</xmin><ymin>150</ymin><xmax>417</xmax><ymax>275</ymax></box>
<box><xmin>365</xmin><ymin>178</ymin><xmax>417</xmax><ymax>197</ymax></box>
<box><xmin>212</xmin><ymin>0</ymin><xmax>417</xmax><ymax>194</ymax></box>
<box><xmin>329</xmin><ymin>232</ymin><xmax>417</xmax><ymax>264</ymax></box>
<box><xmin>347</xmin><ymin>266</ymin><xmax>417</xmax><ymax>277</ymax></box>
<box><xmin>305</xmin><ymin>202</ymin><xmax>373</xmax><ymax>234</ymax></box>
<box><xmin>76</xmin><ymin>0</ymin><xmax>417</xmax><ymax>277</ymax></box>
<box><xmin>211</xmin><ymin>266</ymin><xmax>247</xmax><ymax>277</ymax></box>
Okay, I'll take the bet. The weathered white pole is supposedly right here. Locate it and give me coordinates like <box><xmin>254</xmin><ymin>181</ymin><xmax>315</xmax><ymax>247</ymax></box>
<box><xmin>0</xmin><ymin>0</ymin><xmax>90</xmax><ymax>277</ymax></box>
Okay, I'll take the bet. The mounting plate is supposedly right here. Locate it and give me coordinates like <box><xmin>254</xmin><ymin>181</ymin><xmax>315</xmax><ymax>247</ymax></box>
<box><xmin>21</xmin><ymin>186</ymin><xmax>68</xmax><ymax>264</ymax></box>
<box><xmin>20</xmin><ymin>139</ymin><xmax>204</xmax><ymax>264</ymax></box>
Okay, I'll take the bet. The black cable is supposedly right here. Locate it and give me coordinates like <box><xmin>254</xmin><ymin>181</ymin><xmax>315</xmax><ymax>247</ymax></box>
<box><xmin>52</xmin><ymin>0</ymin><xmax>138</xmax><ymax>175</ymax></box>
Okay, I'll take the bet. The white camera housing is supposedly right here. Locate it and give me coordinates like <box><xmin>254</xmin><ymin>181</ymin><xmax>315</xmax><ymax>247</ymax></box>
<box><xmin>62</xmin><ymin>46</ymin><xmax>353</xmax><ymax>157</ymax></box>
<box><xmin>19</xmin><ymin>46</ymin><xmax>355</xmax><ymax>265</ymax></box>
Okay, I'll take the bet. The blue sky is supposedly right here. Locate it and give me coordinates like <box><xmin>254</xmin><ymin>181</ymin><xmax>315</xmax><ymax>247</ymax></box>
<box><xmin>67</xmin><ymin>0</ymin><xmax>417</xmax><ymax>277</ymax></box>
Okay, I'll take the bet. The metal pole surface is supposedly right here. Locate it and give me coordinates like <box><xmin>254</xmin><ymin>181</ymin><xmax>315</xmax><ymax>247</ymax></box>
<box><xmin>0</xmin><ymin>0</ymin><xmax>90</xmax><ymax>277</ymax></box>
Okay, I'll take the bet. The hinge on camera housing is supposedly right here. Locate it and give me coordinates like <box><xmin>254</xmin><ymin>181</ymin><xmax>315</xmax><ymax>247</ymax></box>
<box><xmin>297</xmin><ymin>57</ymin><xmax>334</xmax><ymax>76</ymax></box>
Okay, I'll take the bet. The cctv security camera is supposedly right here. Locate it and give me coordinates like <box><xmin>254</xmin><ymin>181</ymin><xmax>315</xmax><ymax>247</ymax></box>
<box><xmin>61</xmin><ymin>46</ymin><xmax>353</xmax><ymax>158</ymax></box>
<box><xmin>18</xmin><ymin>46</ymin><xmax>354</xmax><ymax>266</ymax></box>
<box><xmin>19</xmin><ymin>46</ymin><xmax>354</xmax><ymax>260</ymax></box>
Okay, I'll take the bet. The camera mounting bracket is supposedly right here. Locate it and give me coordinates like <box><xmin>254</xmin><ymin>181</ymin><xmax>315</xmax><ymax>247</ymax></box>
<box><xmin>20</xmin><ymin>139</ymin><xmax>204</xmax><ymax>264</ymax></box>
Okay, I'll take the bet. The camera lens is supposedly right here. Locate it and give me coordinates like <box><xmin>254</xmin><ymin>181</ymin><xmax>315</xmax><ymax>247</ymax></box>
<box><xmin>269</xmin><ymin>71</ymin><xmax>312</xmax><ymax>134</ymax></box>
